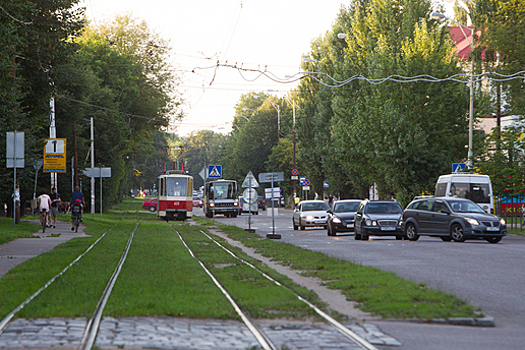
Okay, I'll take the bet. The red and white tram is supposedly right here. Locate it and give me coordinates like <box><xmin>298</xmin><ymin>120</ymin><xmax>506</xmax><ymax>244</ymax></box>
<box><xmin>157</xmin><ymin>171</ymin><xmax>193</xmax><ymax>221</ymax></box>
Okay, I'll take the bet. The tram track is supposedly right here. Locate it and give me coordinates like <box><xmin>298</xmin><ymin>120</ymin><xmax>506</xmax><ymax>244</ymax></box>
<box><xmin>0</xmin><ymin>204</ymin><xmax>134</xmax><ymax>336</ymax></box>
<box><xmin>170</xmin><ymin>222</ymin><xmax>377</xmax><ymax>350</ymax></box>
<box><xmin>0</xmin><ymin>206</ymin><xmax>377</xmax><ymax>350</ymax></box>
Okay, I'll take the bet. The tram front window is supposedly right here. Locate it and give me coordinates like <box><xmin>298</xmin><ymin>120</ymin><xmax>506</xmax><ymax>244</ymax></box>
<box><xmin>167</xmin><ymin>178</ymin><xmax>187</xmax><ymax>197</ymax></box>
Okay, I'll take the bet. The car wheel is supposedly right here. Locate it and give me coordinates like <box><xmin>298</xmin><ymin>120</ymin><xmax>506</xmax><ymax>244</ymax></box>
<box><xmin>485</xmin><ymin>236</ymin><xmax>502</xmax><ymax>244</ymax></box>
<box><xmin>440</xmin><ymin>236</ymin><xmax>452</xmax><ymax>242</ymax></box>
<box><xmin>451</xmin><ymin>224</ymin><xmax>466</xmax><ymax>242</ymax></box>
<box><xmin>299</xmin><ymin>219</ymin><xmax>305</xmax><ymax>231</ymax></box>
<box><xmin>293</xmin><ymin>219</ymin><xmax>298</xmax><ymax>230</ymax></box>
<box><xmin>405</xmin><ymin>223</ymin><xmax>419</xmax><ymax>241</ymax></box>
<box><xmin>149</xmin><ymin>206</ymin><xmax>156</xmax><ymax>212</ymax></box>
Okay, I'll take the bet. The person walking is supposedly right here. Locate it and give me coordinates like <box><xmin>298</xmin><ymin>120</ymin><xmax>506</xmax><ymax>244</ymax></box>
<box><xmin>521</xmin><ymin>204</ymin><xmax>525</xmax><ymax>228</ymax></box>
<box><xmin>49</xmin><ymin>187</ymin><xmax>61</xmax><ymax>229</ymax></box>
<box><xmin>37</xmin><ymin>191</ymin><xmax>52</xmax><ymax>228</ymax></box>
<box><xmin>70</xmin><ymin>186</ymin><xmax>85</xmax><ymax>231</ymax></box>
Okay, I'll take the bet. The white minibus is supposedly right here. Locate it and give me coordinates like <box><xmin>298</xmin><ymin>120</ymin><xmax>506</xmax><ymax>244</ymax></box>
<box><xmin>434</xmin><ymin>174</ymin><xmax>494</xmax><ymax>214</ymax></box>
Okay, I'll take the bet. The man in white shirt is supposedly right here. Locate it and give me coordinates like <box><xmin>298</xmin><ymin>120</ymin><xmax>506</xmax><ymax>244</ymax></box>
<box><xmin>37</xmin><ymin>192</ymin><xmax>52</xmax><ymax>227</ymax></box>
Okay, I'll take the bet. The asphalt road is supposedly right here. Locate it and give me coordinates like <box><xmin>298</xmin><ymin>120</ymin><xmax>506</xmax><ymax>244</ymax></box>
<box><xmin>199</xmin><ymin>207</ymin><xmax>525</xmax><ymax>350</ymax></box>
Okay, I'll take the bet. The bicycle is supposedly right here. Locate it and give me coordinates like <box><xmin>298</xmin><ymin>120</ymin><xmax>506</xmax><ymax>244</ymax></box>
<box><xmin>41</xmin><ymin>208</ymin><xmax>48</xmax><ymax>233</ymax></box>
<box><xmin>72</xmin><ymin>204</ymin><xmax>81</xmax><ymax>233</ymax></box>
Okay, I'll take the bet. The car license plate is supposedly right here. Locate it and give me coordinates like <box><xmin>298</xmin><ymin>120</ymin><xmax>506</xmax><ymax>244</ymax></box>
<box><xmin>347</xmin><ymin>224</ymin><xmax>354</xmax><ymax>229</ymax></box>
<box><xmin>381</xmin><ymin>227</ymin><xmax>395</xmax><ymax>231</ymax></box>
<box><xmin>315</xmin><ymin>220</ymin><xmax>325</xmax><ymax>224</ymax></box>
<box><xmin>487</xmin><ymin>227</ymin><xmax>499</xmax><ymax>231</ymax></box>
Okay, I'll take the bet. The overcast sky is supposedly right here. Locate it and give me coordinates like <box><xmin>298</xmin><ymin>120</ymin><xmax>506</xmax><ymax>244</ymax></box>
<box><xmin>80</xmin><ymin>0</ymin><xmax>348</xmax><ymax>136</ymax></box>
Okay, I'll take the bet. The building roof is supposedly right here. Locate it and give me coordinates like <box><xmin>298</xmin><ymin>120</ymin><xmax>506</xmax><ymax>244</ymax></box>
<box><xmin>447</xmin><ymin>26</ymin><xmax>480</xmax><ymax>60</ymax></box>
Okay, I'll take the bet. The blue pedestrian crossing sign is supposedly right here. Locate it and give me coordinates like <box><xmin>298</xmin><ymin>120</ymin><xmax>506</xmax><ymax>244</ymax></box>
<box><xmin>208</xmin><ymin>165</ymin><xmax>222</xmax><ymax>178</ymax></box>
<box><xmin>452</xmin><ymin>163</ymin><xmax>466</xmax><ymax>173</ymax></box>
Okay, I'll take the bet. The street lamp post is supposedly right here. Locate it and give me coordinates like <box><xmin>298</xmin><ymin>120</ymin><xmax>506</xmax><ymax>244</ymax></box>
<box><xmin>431</xmin><ymin>11</ymin><xmax>475</xmax><ymax>169</ymax></box>
<box><xmin>268</xmin><ymin>90</ymin><xmax>296</xmax><ymax>206</ymax></box>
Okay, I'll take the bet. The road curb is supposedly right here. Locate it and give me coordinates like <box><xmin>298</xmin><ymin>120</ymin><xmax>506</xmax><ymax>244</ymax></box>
<box><xmin>384</xmin><ymin>315</ymin><xmax>495</xmax><ymax>327</ymax></box>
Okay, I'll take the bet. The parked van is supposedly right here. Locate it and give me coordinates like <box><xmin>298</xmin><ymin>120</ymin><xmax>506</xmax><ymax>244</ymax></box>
<box><xmin>434</xmin><ymin>174</ymin><xmax>494</xmax><ymax>213</ymax></box>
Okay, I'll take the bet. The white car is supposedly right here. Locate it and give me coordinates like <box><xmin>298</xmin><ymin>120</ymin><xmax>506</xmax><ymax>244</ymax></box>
<box><xmin>293</xmin><ymin>200</ymin><xmax>330</xmax><ymax>230</ymax></box>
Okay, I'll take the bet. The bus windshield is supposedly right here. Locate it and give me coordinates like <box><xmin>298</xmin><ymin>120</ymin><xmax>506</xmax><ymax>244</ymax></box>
<box><xmin>210</xmin><ymin>182</ymin><xmax>237</xmax><ymax>200</ymax></box>
<box><xmin>450</xmin><ymin>182</ymin><xmax>490</xmax><ymax>204</ymax></box>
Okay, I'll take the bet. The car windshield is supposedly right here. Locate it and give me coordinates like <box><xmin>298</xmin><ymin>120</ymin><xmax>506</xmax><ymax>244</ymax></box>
<box><xmin>302</xmin><ymin>202</ymin><xmax>330</xmax><ymax>211</ymax></box>
<box><xmin>447</xmin><ymin>200</ymin><xmax>486</xmax><ymax>214</ymax></box>
<box><xmin>365</xmin><ymin>203</ymin><xmax>402</xmax><ymax>214</ymax></box>
<box><xmin>333</xmin><ymin>202</ymin><xmax>360</xmax><ymax>213</ymax></box>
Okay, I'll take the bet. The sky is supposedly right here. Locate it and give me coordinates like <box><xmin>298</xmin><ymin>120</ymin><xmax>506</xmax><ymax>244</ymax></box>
<box><xmin>80</xmin><ymin>0</ymin><xmax>348</xmax><ymax>136</ymax></box>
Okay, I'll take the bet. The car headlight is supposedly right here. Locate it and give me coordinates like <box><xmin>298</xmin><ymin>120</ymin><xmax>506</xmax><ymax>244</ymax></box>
<box><xmin>332</xmin><ymin>217</ymin><xmax>341</xmax><ymax>224</ymax></box>
<box><xmin>234</xmin><ymin>202</ymin><xmax>238</xmax><ymax>206</ymax></box>
<box><xmin>365</xmin><ymin>219</ymin><xmax>372</xmax><ymax>226</ymax></box>
<box><xmin>500</xmin><ymin>218</ymin><xmax>506</xmax><ymax>225</ymax></box>
<box><xmin>306</xmin><ymin>215</ymin><xmax>314</xmax><ymax>220</ymax></box>
<box><xmin>398</xmin><ymin>220</ymin><xmax>403</xmax><ymax>225</ymax></box>
<box><xmin>464</xmin><ymin>217</ymin><xmax>479</xmax><ymax>226</ymax></box>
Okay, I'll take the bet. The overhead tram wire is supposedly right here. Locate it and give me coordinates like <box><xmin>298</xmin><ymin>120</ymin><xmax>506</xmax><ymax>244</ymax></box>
<box><xmin>192</xmin><ymin>62</ymin><xmax>525</xmax><ymax>87</ymax></box>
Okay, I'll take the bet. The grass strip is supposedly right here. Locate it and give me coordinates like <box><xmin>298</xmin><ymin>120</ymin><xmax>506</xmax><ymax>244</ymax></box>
<box><xmin>194</xmin><ymin>216</ymin><xmax>479</xmax><ymax>320</ymax></box>
<box><xmin>179</xmin><ymin>224</ymin><xmax>321</xmax><ymax>320</ymax></box>
<box><xmin>0</xmin><ymin>217</ymin><xmax>40</xmax><ymax>245</ymax></box>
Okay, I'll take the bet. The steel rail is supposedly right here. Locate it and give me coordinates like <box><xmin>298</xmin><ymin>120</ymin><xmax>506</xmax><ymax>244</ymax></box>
<box><xmin>199</xmin><ymin>229</ymin><xmax>378</xmax><ymax>350</ymax></box>
<box><xmin>171</xmin><ymin>225</ymin><xmax>278</xmax><ymax>350</ymax></box>
<box><xmin>0</xmin><ymin>203</ymin><xmax>132</xmax><ymax>335</ymax></box>
<box><xmin>78</xmin><ymin>210</ymin><xmax>139</xmax><ymax>350</ymax></box>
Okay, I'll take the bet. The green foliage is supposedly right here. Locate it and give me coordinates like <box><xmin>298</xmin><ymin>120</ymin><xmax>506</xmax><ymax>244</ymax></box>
<box><xmin>295</xmin><ymin>0</ymin><xmax>470</xmax><ymax>205</ymax></box>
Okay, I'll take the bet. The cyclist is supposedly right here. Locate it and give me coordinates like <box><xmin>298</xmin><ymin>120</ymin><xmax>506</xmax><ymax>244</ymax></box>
<box><xmin>70</xmin><ymin>186</ymin><xmax>85</xmax><ymax>231</ymax></box>
<box><xmin>37</xmin><ymin>191</ymin><xmax>52</xmax><ymax>228</ymax></box>
<box><xmin>49</xmin><ymin>187</ymin><xmax>61</xmax><ymax>229</ymax></box>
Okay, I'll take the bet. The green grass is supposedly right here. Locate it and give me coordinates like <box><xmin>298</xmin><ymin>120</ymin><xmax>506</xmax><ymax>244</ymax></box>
<box><xmin>0</xmin><ymin>217</ymin><xmax>41</xmax><ymax>245</ymax></box>
<box><xmin>213</xmin><ymin>220</ymin><xmax>479</xmax><ymax>320</ymax></box>
<box><xmin>0</xmin><ymin>207</ymin><xmax>481</xmax><ymax>322</ymax></box>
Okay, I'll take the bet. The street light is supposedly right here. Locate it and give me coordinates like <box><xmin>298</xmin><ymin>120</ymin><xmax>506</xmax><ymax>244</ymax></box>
<box><xmin>234</xmin><ymin>114</ymin><xmax>249</xmax><ymax>121</ymax></box>
<box><xmin>268</xmin><ymin>89</ymin><xmax>297</xmax><ymax>206</ymax></box>
<box><xmin>431</xmin><ymin>11</ymin><xmax>475</xmax><ymax>169</ymax></box>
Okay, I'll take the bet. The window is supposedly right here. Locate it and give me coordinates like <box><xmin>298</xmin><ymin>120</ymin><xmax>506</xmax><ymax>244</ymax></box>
<box><xmin>432</xmin><ymin>200</ymin><xmax>448</xmax><ymax>213</ymax></box>
<box><xmin>435</xmin><ymin>183</ymin><xmax>447</xmax><ymax>197</ymax></box>
<box><xmin>413</xmin><ymin>200</ymin><xmax>432</xmax><ymax>211</ymax></box>
<box><xmin>470</xmin><ymin>184</ymin><xmax>490</xmax><ymax>204</ymax></box>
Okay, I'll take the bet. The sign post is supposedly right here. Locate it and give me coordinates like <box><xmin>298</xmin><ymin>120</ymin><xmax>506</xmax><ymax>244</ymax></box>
<box><xmin>82</xmin><ymin>167</ymin><xmax>111</xmax><ymax>215</ymax></box>
<box><xmin>258</xmin><ymin>172</ymin><xmax>283</xmax><ymax>239</ymax></box>
<box><xmin>6</xmin><ymin>131</ymin><xmax>24</xmax><ymax>226</ymax></box>
<box><xmin>242</xmin><ymin>171</ymin><xmax>259</xmax><ymax>233</ymax></box>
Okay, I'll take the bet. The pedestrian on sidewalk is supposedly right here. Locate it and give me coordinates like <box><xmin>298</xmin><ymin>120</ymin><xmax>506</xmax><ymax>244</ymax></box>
<box><xmin>49</xmin><ymin>187</ymin><xmax>61</xmax><ymax>229</ymax></box>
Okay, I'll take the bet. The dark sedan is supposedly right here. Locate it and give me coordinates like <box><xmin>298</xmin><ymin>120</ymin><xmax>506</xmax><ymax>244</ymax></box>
<box><xmin>354</xmin><ymin>200</ymin><xmax>404</xmax><ymax>240</ymax></box>
<box><xmin>327</xmin><ymin>199</ymin><xmax>361</xmax><ymax>236</ymax></box>
<box><xmin>403</xmin><ymin>197</ymin><xmax>506</xmax><ymax>243</ymax></box>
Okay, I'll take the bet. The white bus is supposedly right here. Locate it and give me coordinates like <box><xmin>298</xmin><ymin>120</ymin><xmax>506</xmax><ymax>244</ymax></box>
<box><xmin>434</xmin><ymin>174</ymin><xmax>494</xmax><ymax>214</ymax></box>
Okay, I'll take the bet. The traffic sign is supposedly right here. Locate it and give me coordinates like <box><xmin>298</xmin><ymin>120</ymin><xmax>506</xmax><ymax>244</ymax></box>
<box><xmin>243</xmin><ymin>188</ymin><xmax>258</xmax><ymax>203</ymax></box>
<box><xmin>258</xmin><ymin>172</ymin><xmax>284</xmax><ymax>183</ymax></box>
<box><xmin>299</xmin><ymin>176</ymin><xmax>306</xmax><ymax>185</ymax></box>
<box><xmin>303</xmin><ymin>179</ymin><xmax>310</xmax><ymax>186</ymax></box>
<box><xmin>452</xmin><ymin>163</ymin><xmax>466</xmax><ymax>173</ymax></box>
<box><xmin>291</xmin><ymin>168</ymin><xmax>298</xmax><ymax>176</ymax></box>
<box><xmin>264</xmin><ymin>187</ymin><xmax>281</xmax><ymax>199</ymax></box>
<box><xmin>43</xmin><ymin>138</ymin><xmax>66</xmax><ymax>173</ymax></box>
<box><xmin>291</xmin><ymin>176</ymin><xmax>298</xmax><ymax>180</ymax></box>
<box><xmin>208</xmin><ymin>164</ymin><xmax>222</xmax><ymax>178</ymax></box>
<box><xmin>242</xmin><ymin>171</ymin><xmax>260</xmax><ymax>188</ymax></box>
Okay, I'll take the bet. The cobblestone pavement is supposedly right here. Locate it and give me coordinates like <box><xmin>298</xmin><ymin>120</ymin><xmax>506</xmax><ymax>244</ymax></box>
<box><xmin>0</xmin><ymin>317</ymin><xmax>401</xmax><ymax>349</ymax></box>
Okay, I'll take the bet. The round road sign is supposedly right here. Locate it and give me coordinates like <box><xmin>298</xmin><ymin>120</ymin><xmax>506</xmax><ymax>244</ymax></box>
<box><xmin>291</xmin><ymin>168</ymin><xmax>298</xmax><ymax>176</ymax></box>
<box><xmin>242</xmin><ymin>188</ymin><xmax>257</xmax><ymax>203</ymax></box>
<box><xmin>303</xmin><ymin>179</ymin><xmax>310</xmax><ymax>186</ymax></box>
